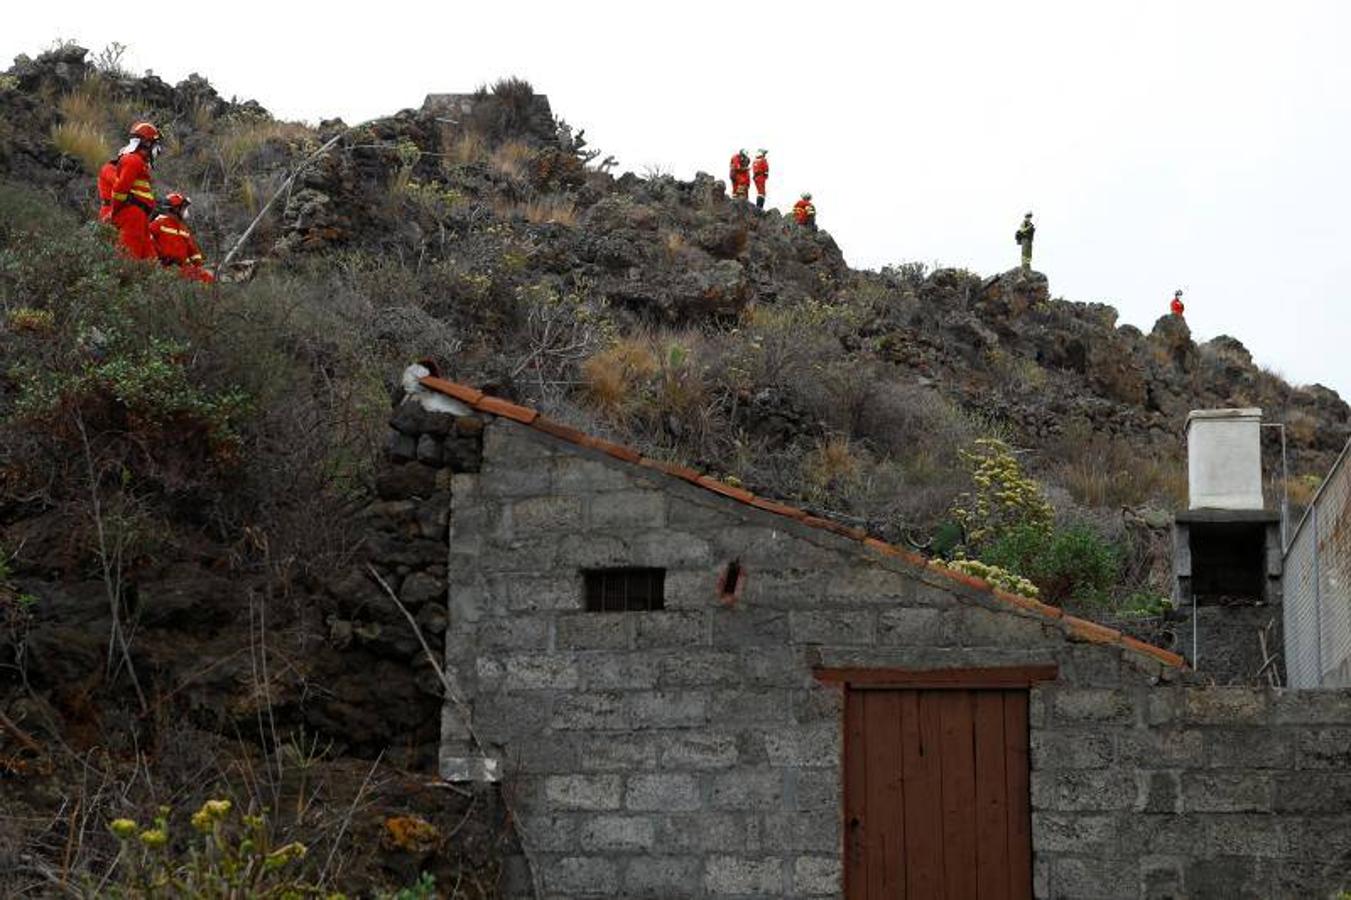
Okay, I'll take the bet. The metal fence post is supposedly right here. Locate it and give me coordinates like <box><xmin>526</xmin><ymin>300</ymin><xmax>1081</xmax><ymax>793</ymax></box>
<box><xmin>1313</xmin><ymin>504</ymin><xmax>1322</xmax><ymax>687</ymax></box>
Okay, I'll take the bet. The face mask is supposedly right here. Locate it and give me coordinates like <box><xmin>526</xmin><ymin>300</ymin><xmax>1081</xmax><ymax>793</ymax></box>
<box><xmin>151</xmin><ymin>144</ymin><xmax>162</xmax><ymax>162</ymax></box>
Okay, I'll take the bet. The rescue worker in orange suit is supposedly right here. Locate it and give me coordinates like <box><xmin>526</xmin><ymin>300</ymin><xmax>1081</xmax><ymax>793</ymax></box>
<box><xmin>149</xmin><ymin>193</ymin><xmax>214</xmax><ymax>283</ymax></box>
<box><xmin>97</xmin><ymin>155</ymin><xmax>120</xmax><ymax>222</ymax></box>
<box><xmin>729</xmin><ymin>149</ymin><xmax>751</xmax><ymax>201</ymax></box>
<box><xmin>752</xmin><ymin>149</ymin><xmax>769</xmax><ymax>209</ymax></box>
<box><xmin>793</xmin><ymin>192</ymin><xmax>816</xmax><ymax>228</ymax></box>
<box><xmin>1170</xmin><ymin>289</ymin><xmax>1185</xmax><ymax>317</ymax></box>
<box><xmin>108</xmin><ymin>122</ymin><xmax>163</xmax><ymax>260</ymax></box>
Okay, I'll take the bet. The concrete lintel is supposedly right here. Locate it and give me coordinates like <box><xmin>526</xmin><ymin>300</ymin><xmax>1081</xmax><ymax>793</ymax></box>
<box><xmin>1185</xmin><ymin>407</ymin><xmax>1262</xmax><ymax>428</ymax></box>
<box><xmin>1174</xmin><ymin>509</ymin><xmax>1280</xmax><ymax>524</ymax></box>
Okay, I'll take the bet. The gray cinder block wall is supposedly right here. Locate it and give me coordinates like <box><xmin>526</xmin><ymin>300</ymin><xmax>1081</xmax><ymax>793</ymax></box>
<box><xmin>437</xmin><ymin>415</ymin><xmax>1351</xmax><ymax>899</ymax></box>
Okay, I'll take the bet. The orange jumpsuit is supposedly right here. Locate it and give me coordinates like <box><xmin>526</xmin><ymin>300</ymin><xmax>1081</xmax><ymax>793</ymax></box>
<box><xmin>1170</xmin><ymin>295</ymin><xmax>1185</xmax><ymax>317</ymax></box>
<box><xmin>97</xmin><ymin>158</ymin><xmax>119</xmax><ymax>223</ymax></box>
<box><xmin>752</xmin><ymin>156</ymin><xmax>769</xmax><ymax>202</ymax></box>
<box><xmin>793</xmin><ymin>197</ymin><xmax>816</xmax><ymax>226</ymax></box>
<box><xmin>729</xmin><ymin>153</ymin><xmax>751</xmax><ymax>200</ymax></box>
<box><xmin>109</xmin><ymin>151</ymin><xmax>157</xmax><ymax>260</ymax></box>
<box><xmin>149</xmin><ymin>213</ymin><xmax>214</xmax><ymax>283</ymax></box>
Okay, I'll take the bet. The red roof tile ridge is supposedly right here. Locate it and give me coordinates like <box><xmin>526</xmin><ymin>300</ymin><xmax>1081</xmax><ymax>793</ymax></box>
<box><xmin>419</xmin><ymin>376</ymin><xmax>1184</xmax><ymax>669</ymax></box>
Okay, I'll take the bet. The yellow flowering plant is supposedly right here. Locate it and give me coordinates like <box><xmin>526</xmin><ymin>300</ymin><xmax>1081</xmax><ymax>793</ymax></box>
<box><xmin>949</xmin><ymin>437</ymin><xmax>1053</xmax><ymax>548</ymax></box>
<box><xmin>102</xmin><ymin>800</ymin><xmax>338</xmax><ymax>899</ymax></box>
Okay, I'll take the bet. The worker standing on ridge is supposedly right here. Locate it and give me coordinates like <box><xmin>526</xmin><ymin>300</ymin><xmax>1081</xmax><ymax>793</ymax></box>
<box><xmin>149</xmin><ymin>193</ymin><xmax>215</xmax><ymax>283</ymax></box>
<box><xmin>1015</xmin><ymin>211</ymin><xmax>1035</xmax><ymax>271</ymax></box>
<box><xmin>1170</xmin><ymin>289</ymin><xmax>1185</xmax><ymax>317</ymax></box>
<box><xmin>752</xmin><ymin>149</ymin><xmax>769</xmax><ymax>209</ymax></box>
<box><xmin>793</xmin><ymin>192</ymin><xmax>816</xmax><ymax>228</ymax></box>
<box><xmin>108</xmin><ymin>122</ymin><xmax>163</xmax><ymax>260</ymax></box>
<box><xmin>729</xmin><ymin>149</ymin><xmax>751</xmax><ymax>201</ymax></box>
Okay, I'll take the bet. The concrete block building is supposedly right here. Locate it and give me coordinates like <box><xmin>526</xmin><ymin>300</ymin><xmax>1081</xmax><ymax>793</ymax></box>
<box><xmin>391</xmin><ymin>377</ymin><xmax>1351</xmax><ymax>899</ymax></box>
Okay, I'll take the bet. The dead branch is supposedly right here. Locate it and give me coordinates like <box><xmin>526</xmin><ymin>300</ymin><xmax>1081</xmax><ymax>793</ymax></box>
<box><xmin>218</xmin><ymin>130</ymin><xmax>347</xmax><ymax>273</ymax></box>
<box><xmin>0</xmin><ymin>707</ymin><xmax>41</xmax><ymax>754</ymax></box>
<box><xmin>318</xmin><ymin>750</ymin><xmax>382</xmax><ymax>886</ymax></box>
<box><xmin>74</xmin><ymin>414</ymin><xmax>147</xmax><ymax>715</ymax></box>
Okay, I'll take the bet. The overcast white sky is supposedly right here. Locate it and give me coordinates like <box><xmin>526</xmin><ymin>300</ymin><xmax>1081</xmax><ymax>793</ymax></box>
<box><xmin>9</xmin><ymin>1</ymin><xmax>1351</xmax><ymax>399</ymax></box>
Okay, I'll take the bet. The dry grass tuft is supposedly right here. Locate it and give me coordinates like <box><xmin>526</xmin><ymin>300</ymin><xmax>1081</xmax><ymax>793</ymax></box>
<box><xmin>581</xmin><ymin>338</ymin><xmax>660</xmax><ymax>417</ymax></box>
<box><xmin>1285</xmin><ymin>473</ymin><xmax>1322</xmax><ymax>508</ymax></box>
<box><xmin>1056</xmin><ymin>452</ymin><xmax>1187</xmax><ymax>510</ymax></box>
<box><xmin>490</xmin><ymin>140</ymin><xmax>534</xmax><ymax>181</ymax></box>
<box><xmin>495</xmin><ymin>194</ymin><xmax>577</xmax><ymax>226</ymax></box>
<box><xmin>217</xmin><ymin>120</ymin><xmax>312</xmax><ymax>174</ymax></box>
<box><xmin>804</xmin><ymin>437</ymin><xmax>862</xmax><ymax>498</ymax></box>
<box><xmin>440</xmin><ymin>126</ymin><xmax>487</xmax><ymax>168</ymax></box>
<box><xmin>52</xmin><ymin>121</ymin><xmax>110</xmax><ymax>173</ymax></box>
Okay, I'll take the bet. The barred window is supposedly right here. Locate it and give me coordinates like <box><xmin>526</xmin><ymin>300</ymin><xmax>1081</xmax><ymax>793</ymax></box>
<box><xmin>583</xmin><ymin>568</ymin><xmax>665</xmax><ymax>612</ymax></box>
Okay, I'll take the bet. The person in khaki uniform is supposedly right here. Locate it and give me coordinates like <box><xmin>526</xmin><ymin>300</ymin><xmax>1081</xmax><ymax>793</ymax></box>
<box><xmin>1015</xmin><ymin>212</ymin><xmax>1035</xmax><ymax>271</ymax></box>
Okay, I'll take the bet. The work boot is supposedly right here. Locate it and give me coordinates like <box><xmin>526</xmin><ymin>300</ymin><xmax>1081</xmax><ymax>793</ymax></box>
<box><xmin>756</xmin><ymin>196</ymin><xmax>765</xmax><ymax>210</ymax></box>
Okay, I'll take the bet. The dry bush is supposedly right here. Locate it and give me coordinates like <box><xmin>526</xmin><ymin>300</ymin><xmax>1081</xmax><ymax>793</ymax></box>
<box><xmin>803</xmin><ymin>437</ymin><xmax>862</xmax><ymax>500</ymax></box>
<box><xmin>490</xmin><ymin>139</ymin><xmax>534</xmax><ymax>181</ymax></box>
<box><xmin>1286</xmin><ymin>409</ymin><xmax>1318</xmax><ymax>446</ymax></box>
<box><xmin>581</xmin><ymin>338</ymin><xmax>660</xmax><ymax>418</ymax></box>
<box><xmin>985</xmin><ymin>348</ymin><xmax>1047</xmax><ymax>392</ymax></box>
<box><xmin>1050</xmin><ymin>423</ymin><xmax>1187</xmax><ymax>510</ymax></box>
<box><xmin>477</xmin><ymin>76</ymin><xmax>537</xmax><ymax>140</ymax></box>
<box><xmin>51</xmin><ymin>120</ymin><xmax>109</xmax><ymax>172</ymax></box>
<box><xmin>662</xmin><ymin>230</ymin><xmax>688</xmax><ymax>261</ymax></box>
<box><xmin>742</xmin><ymin>299</ymin><xmax>857</xmax><ymax>390</ymax></box>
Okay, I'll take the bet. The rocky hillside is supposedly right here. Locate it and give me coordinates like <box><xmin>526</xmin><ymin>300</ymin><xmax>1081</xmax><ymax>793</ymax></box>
<box><xmin>1</xmin><ymin>43</ymin><xmax>1347</xmax><ymax>896</ymax></box>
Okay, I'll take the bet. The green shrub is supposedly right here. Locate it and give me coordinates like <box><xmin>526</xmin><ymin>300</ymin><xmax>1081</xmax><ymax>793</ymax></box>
<box><xmin>980</xmin><ymin>523</ymin><xmax>1122</xmax><ymax>605</ymax></box>
<box><xmin>0</xmin><ymin>182</ymin><xmax>389</xmax><ymax>565</ymax></box>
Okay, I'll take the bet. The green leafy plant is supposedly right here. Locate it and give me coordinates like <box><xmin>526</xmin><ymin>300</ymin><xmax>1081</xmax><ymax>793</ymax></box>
<box><xmin>980</xmin><ymin>523</ymin><xmax>1122</xmax><ymax>605</ymax></box>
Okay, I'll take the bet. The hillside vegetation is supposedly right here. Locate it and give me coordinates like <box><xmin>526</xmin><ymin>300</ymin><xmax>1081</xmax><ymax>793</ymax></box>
<box><xmin>1</xmin><ymin>42</ymin><xmax>1347</xmax><ymax>896</ymax></box>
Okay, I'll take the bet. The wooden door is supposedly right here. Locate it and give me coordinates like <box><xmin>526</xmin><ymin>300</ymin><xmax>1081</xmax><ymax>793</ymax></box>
<box><xmin>843</xmin><ymin>686</ymin><xmax>1033</xmax><ymax>900</ymax></box>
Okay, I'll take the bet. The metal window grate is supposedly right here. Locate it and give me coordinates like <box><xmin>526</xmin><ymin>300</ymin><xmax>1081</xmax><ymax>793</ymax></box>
<box><xmin>584</xmin><ymin>568</ymin><xmax>665</xmax><ymax>612</ymax></box>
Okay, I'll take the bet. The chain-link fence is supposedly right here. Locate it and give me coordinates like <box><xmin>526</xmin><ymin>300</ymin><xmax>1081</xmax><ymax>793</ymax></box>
<box><xmin>1284</xmin><ymin>438</ymin><xmax>1351</xmax><ymax>688</ymax></box>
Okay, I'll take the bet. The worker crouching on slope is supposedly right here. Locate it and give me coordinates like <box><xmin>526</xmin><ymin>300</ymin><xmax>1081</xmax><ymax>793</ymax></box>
<box><xmin>1015</xmin><ymin>211</ymin><xmax>1035</xmax><ymax>271</ymax></box>
<box><xmin>149</xmin><ymin>193</ymin><xmax>215</xmax><ymax>283</ymax></box>
<box><xmin>729</xmin><ymin>149</ymin><xmax>751</xmax><ymax>201</ymax></box>
<box><xmin>108</xmin><ymin>122</ymin><xmax>163</xmax><ymax>260</ymax></box>
<box><xmin>752</xmin><ymin>149</ymin><xmax>769</xmax><ymax>209</ymax></box>
<box><xmin>793</xmin><ymin>192</ymin><xmax>816</xmax><ymax>229</ymax></box>
<box><xmin>1170</xmin><ymin>289</ymin><xmax>1185</xmax><ymax>317</ymax></box>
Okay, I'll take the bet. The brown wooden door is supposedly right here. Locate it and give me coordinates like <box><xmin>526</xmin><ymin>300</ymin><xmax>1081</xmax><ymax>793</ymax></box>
<box><xmin>843</xmin><ymin>687</ymin><xmax>1032</xmax><ymax>900</ymax></box>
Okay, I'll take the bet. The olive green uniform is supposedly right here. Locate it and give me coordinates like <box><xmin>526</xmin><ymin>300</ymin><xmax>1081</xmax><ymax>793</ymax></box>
<box><xmin>1015</xmin><ymin>217</ymin><xmax>1035</xmax><ymax>271</ymax></box>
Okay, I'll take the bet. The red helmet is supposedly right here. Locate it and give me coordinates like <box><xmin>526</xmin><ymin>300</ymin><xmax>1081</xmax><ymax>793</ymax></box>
<box><xmin>165</xmin><ymin>192</ymin><xmax>191</xmax><ymax>211</ymax></box>
<box><xmin>129</xmin><ymin>121</ymin><xmax>161</xmax><ymax>143</ymax></box>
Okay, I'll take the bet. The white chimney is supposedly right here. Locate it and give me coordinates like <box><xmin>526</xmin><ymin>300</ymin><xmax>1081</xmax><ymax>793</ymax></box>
<box><xmin>1186</xmin><ymin>408</ymin><xmax>1264</xmax><ymax>510</ymax></box>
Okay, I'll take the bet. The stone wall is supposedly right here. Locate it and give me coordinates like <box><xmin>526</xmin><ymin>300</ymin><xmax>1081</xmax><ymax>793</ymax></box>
<box><xmin>1034</xmin><ymin>683</ymin><xmax>1351</xmax><ymax>897</ymax></box>
<box><xmin>309</xmin><ymin>401</ymin><xmax>482</xmax><ymax>764</ymax></box>
<box><xmin>438</xmin><ymin>416</ymin><xmax>1351</xmax><ymax>898</ymax></box>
